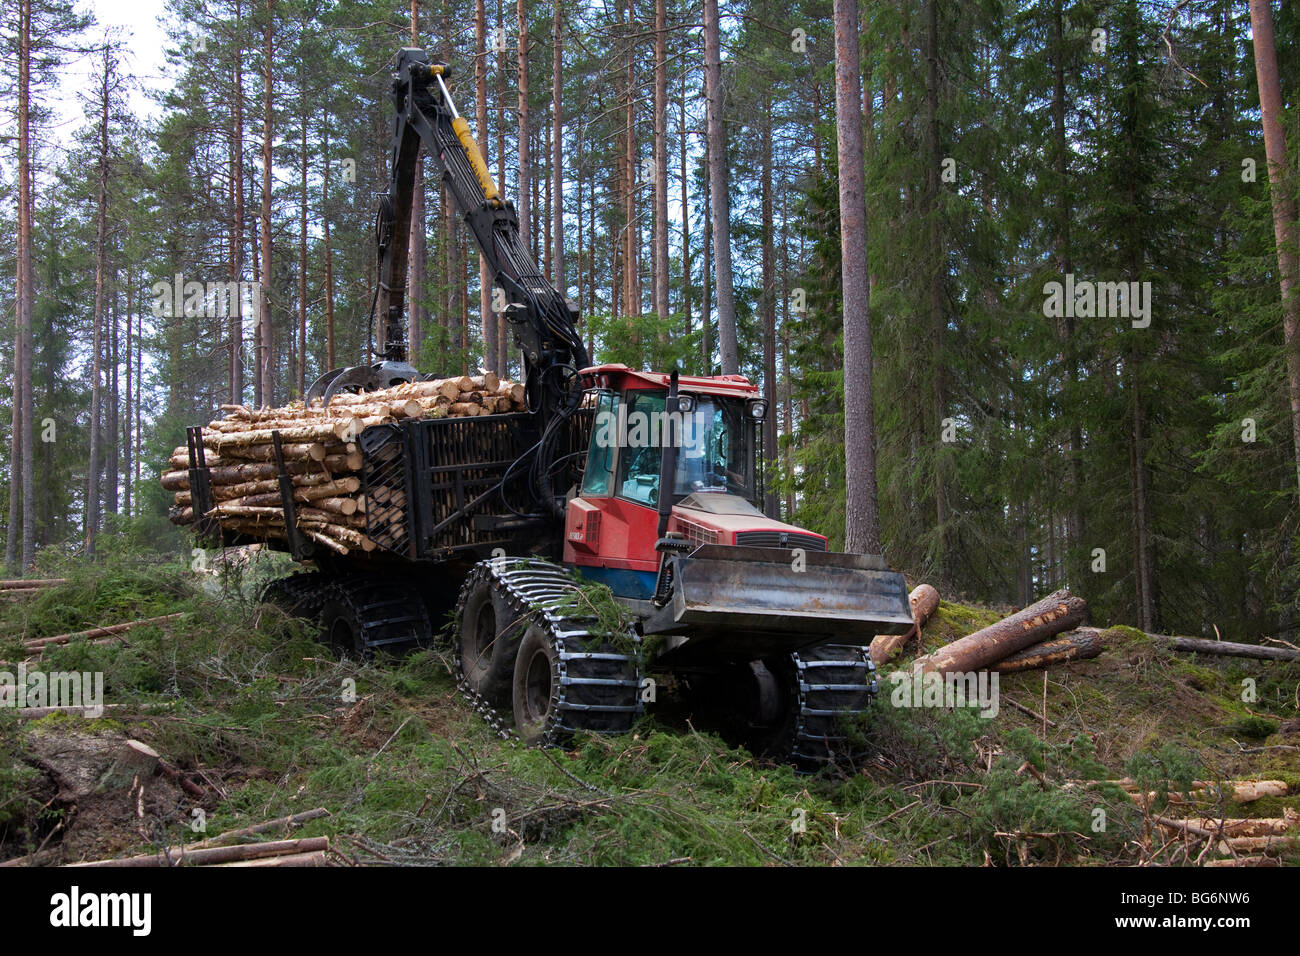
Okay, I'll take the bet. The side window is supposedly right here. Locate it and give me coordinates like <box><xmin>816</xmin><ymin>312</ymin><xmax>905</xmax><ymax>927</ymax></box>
<box><xmin>581</xmin><ymin>391</ymin><xmax>618</xmax><ymax>497</ymax></box>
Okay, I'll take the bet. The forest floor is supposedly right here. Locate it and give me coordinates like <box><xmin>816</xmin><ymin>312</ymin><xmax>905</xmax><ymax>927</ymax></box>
<box><xmin>1</xmin><ymin>552</ymin><xmax>1297</xmax><ymax>867</ymax></box>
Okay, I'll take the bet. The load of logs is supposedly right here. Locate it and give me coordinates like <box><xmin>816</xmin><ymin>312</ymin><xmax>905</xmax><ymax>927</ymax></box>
<box><xmin>162</xmin><ymin>372</ymin><xmax>525</xmax><ymax>555</ymax></box>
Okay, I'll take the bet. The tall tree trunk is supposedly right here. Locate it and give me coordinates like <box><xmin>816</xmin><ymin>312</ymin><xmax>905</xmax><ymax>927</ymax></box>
<box><xmin>543</xmin><ymin>121</ymin><xmax>552</xmax><ymax>281</ymax></box>
<box><xmin>322</xmin><ymin>113</ymin><xmax>335</xmax><ymax>370</ymax></box>
<box><xmin>552</xmin><ymin>2</ymin><xmax>565</xmax><ymax>293</ymax></box>
<box><xmin>409</xmin><ymin>2</ymin><xmax>427</xmax><ymax>366</ymax></box>
<box><xmin>17</xmin><ymin>0</ymin><xmax>35</xmax><ymax>569</ymax></box>
<box><xmin>924</xmin><ymin>0</ymin><xmax>945</xmax><ymax>564</ymax></box>
<box><xmin>85</xmin><ymin>44</ymin><xmax>111</xmax><ymax>558</ymax></box>
<box><xmin>679</xmin><ymin>63</ymin><xmax>691</xmax><ymax>342</ymax></box>
<box><xmin>8</xmin><ymin>0</ymin><xmax>29</xmax><ymax>569</ymax></box>
<box><xmin>834</xmin><ymin>0</ymin><xmax>882</xmax><ymax>554</ymax></box>
<box><xmin>760</xmin><ymin>110</ymin><xmax>778</xmax><ymax>519</ymax></box>
<box><xmin>623</xmin><ymin>1</ymin><xmax>638</xmax><ymax>332</ymax></box>
<box><xmin>702</xmin><ymin>0</ymin><xmax>737</xmax><ymax>374</ymax></box>
<box><xmin>230</xmin><ymin>0</ymin><xmax>245</xmax><ymax>404</ymax></box>
<box><xmin>517</xmin><ymin>0</ymin><xmax>530</xmax><ymax>252</ymax></box>
<box><xmin>476</xmin><ymin>0</ymin><xmax>496</xmax><ymax>369</ymax></box>
<box><xmin>1249</xmin><ymin>0</ymin><xmax>1300</xmax><ymax>496</ymax></box>
<box><xmin>123</xmin><ymin>265</ymin><xmax>133</xmax><ymax>516</ymax></box>
<box><xmin>652</xmin><ymin>0</ymin><xmax>669</xmax><ymax>329</ymax></box>
<box><xmin>702</xmin><ymin>127</ymin><xmax>712</xmax><ymax>372</ymax></box>
<box><xmin>258</xmin><ymin>0</ymin><xmax>276</xmax><ymax>406</ymax></box>
<box><xmin>1051</xmin><ymin>0</ymin><xmax>1084</xmax><ymax>575</ymax></box>
<box><xmin>497</xmin><ymin>0</ymin><xmax>510</xmax><ymax>375</ymax></box>
<box><xmin>298</xmin><ymin>92</ymin><xmax>309</xmax><ymax>395</ymax></box>
<box><xmin>107</xmin><ymin>280</ymin><xmax>119</xmax><ymax>517</ymax></box>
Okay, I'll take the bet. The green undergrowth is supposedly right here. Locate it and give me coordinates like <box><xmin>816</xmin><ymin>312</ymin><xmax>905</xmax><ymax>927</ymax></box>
<box><xmin>1</xmin><ymin>560</ymin><xmax>1297</xmax><ymax>865</ymax></box>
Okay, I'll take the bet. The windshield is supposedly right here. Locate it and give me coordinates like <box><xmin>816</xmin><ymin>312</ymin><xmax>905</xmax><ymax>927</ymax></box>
<box><xmin>607</xmin><ymin>390</ymin><xmax>755</xmax><ymax>506</ymax></box>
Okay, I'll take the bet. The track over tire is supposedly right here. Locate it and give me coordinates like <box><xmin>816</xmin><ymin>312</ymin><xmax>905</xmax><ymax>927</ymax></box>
<box><xmin>512</xmin><ymin>624</ymin><xmax>561</xmax><ymax>745</ymax></box>
<box><xmin>787</xmin><ymin>643</ymin><xmax>878</xmax><ymax>766</ymax></box>
<box><xmin>259</xmin><ymin>572</ymin><xmax>327</xmax><ymax>618</ymax></box>
<box><xmin>748</xmin><ymin>643</ymin><xmax>878</xmax><ymax>769</ymax></box>
<box><xmin>317</xmin><ymin>577</ymin><xmax>431</xmax><ymax>661</ymax></box>
<box><xmin>453</xmin><ymin>558</ymin><xmax>642</xmax><ymax>748</ymax></box>
<box><xmin>456</xmin><ymin>567</ymin><xmax>525</xmax><ymax>707</ymax></box>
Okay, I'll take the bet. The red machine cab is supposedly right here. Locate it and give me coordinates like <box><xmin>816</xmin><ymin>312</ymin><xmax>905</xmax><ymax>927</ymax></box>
<box><xmin>562</xmin><ymin>363</ymin><xmax>827</xmax><ymax>600</ymax></box>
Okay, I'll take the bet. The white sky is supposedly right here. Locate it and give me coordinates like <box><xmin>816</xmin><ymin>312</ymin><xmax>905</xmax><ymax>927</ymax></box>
<box><xmin>54</xmin><ymin>0</ymin><xmax>172</xmax><ymax>135</ymax></box>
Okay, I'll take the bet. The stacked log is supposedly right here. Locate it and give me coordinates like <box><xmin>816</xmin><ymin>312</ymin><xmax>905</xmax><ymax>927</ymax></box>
<box><xmin>912</xmin><ymin>589</ymin><xmax>1089</xmax><ymax>675</ymax></box>
<box><xmin>162</xmin><ymin>372</ymin><xmax>524</xmax><ymax>554</ymax></box>
<box><xmin>991</xmin><ymin>628</ymin><xmax>1106</xmax><ymax>673</ymax></box>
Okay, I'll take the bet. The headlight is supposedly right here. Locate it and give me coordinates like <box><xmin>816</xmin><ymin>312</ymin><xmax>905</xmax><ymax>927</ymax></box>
<box><xmin>676</xmin><ymin>393</ymin><xmax>696</xmax><ymax>413</ymax></box>
<box><xmin>747</xmin><ymin>398</ymin><xmax>767</xmax><ymax>420</ymax></box>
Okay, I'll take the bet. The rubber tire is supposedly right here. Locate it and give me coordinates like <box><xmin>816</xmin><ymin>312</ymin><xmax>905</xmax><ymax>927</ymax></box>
<box><xmin>512</xmin><ymin>624</ymin><xmax>561</xmax><ymax>747</ymax></box>
<box><xmin>457</xmin><ymin>574</ymin><xmax>522</xmax><ymax>707</ymax></box>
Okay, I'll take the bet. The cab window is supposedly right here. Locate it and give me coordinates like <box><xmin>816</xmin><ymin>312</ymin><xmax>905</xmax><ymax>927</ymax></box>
<box><xmin>616</xmin><ymin>390</ymin><xmax>665</xmax><ymax>506</ymax></box>
<box><xmin>581</xmin><ymin>391</ymin><xmax>619</xmax><ymax>497</ymax></box>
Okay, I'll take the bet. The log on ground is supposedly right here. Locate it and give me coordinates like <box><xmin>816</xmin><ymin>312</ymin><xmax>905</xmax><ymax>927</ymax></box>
<box><xmin>912</xmin><ymin>590</ymin><xmax>1088</xmax><ymax>675</ymax></box>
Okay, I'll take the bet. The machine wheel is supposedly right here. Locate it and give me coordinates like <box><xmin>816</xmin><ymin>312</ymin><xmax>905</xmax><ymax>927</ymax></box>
<box><xmin>455</xmin><ymin>568</ymin><xmax>524</xmax><ymax>707</ymax></box>
<box><xmin>317</xmin><ymin>578</ymin><xmax>431</xmax><ymax>661</ymax></box>
<box><xmin>512</xmin><ymin>624</ymin><xmax>562</xmax><ymax>745</ymax></box>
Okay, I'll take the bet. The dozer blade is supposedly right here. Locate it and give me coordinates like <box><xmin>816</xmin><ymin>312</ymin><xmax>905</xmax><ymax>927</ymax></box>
<box><xmin>643</xmin><ymin>545</ymin><xmax>914</xmax><ymax>661</ymax></box>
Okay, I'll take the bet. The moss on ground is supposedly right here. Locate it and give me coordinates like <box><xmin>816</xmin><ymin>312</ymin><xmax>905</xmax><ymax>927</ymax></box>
<box><xmin>1</xmin><ymin>563</ymin><xmax>1296</xmax><ymax>866</ymax></box>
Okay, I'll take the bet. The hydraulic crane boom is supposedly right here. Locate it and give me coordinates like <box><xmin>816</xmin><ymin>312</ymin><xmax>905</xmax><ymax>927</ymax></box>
<box><xmin>374</xmin><ymin>48</ymin><xmax>587</xmax><ymax>416</ymax></box>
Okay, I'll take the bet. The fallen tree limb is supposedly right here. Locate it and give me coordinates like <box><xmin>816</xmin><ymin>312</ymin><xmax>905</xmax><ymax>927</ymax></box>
<box><xmin>1109</xmin><ymin>778</ymin><xmax>1289</xmax><ymax>804</ymax></box>
<box><xmin>1204</xmin><ymin>855</ymin><xmax>1278</xmax><ymax>867</ymax></box>
<box><xmin>1147</xmin><ymin>633</ymin><xmax>1300</xmax><ymax>663</ymax></box>
<box><xmin>1216</xmin><ymin>836</ymin><xmax>1300</xmax><ymax>855</ymax></box>
<box><xmin>1002</xmin><ymin>696</ymin><xmax>1058</xmax><ymax>728</ymax></box>
<box><xmin>214</xmin><ymin>849</ymin><xmax>331</xmax><ymax>867</ymax></box>
<box><xmin>1158</xmin><ymin>808</ymin><xmax>1298</xmax><ymax>838</ymax></box>
<box><xmin>68</xmin><ymin>836</ymin><xmax>330</xmax><ymax>868</ymax></box>
<box><xmin>187</xmin><ymin>808</ymin><xmax>331</xmax><ymax>850</ymax></box>
<box><xmin>23</xmin><ymin>613</ymin><xmax>185</xmax><ymax>650</ymax></box>
<box><xmin>0</xmin><ymin>579</ymin><xmax>67</xmax><ymax>590</ymax></box>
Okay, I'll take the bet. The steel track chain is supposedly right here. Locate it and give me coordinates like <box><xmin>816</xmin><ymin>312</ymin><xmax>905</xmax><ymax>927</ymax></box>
<box><xmin>451</xmin><ymin>557</ymin><xmax>642</xmax><ymax>747</ymax></box>
<box><xmin>789</xmin><ymin>643</ymin><xmax>879</xmax><ymax>764</ymax></box>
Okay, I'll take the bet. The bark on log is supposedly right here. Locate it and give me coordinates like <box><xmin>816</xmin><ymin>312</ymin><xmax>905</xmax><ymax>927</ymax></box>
<box><xmin>215</xmin><ymin>849</ymin><xmax>330</xmax><ymax>867</ymax></box>
<box><xmin>69</xmin><ymin>836</ymin><xmax>331</xmax><ymax>868</ymax></box>
<box><xmin>0</xmin><ymin>578</ymin><xmax>66</xmax><ymax>589</ymax></box>
<box><xmin>1204</xmin><ymin>855</ymin><xmax>1278</xmax><ymax>867</ymax></box>
<box><xmin>1216</xmin><ymin>836</ymin><xmax>1300</xmax><ymax>855</ymax></box>
<box><xmin>1149</xmin><ymin>633</ymin><xmax>1300</xmax><ymax>663</ymax></box>
<box><xmin>912</xmin><ymin>590</ymin><xmax>1088</xmax><ymax>674</ymax></box>
<box><xmin>991</xmin><ymin>627</ymin><xmax>1106</xmax><ymax>673</ymax></box>
<box><xmin>870</xmin><ymin>583</ymin><xmax>940</xmax><ymax>664</ymax></box>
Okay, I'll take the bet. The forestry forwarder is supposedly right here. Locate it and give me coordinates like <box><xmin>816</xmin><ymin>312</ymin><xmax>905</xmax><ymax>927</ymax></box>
<box><xmin>206</xmin><ymin>49</ymin><xmax>914</xmax><ymax>764</ymax></box>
